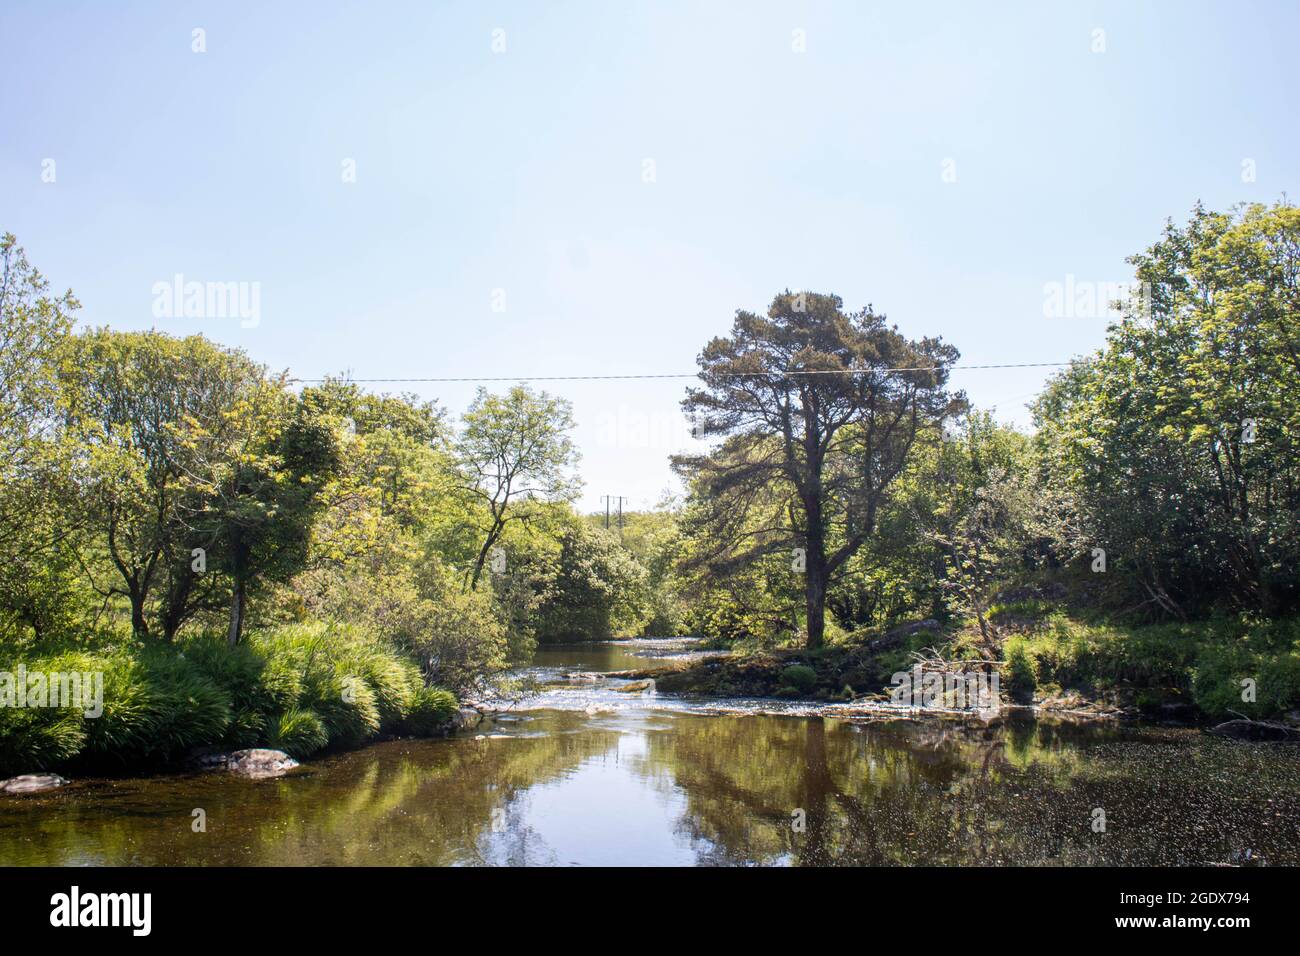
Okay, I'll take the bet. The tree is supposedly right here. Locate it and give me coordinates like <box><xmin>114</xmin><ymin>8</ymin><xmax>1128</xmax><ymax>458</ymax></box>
<box><xmin>0</xmin><ymin>234</ymin><xmax>81</xmax><ymax>642</ymax></box>
<box><xmin>456</xmin><ymin>386</ymin><xmax>581</xmax><ymax>589</ymax></box>
<box><xmin>180</xmin><ymin>385</ymin><xmax>340</xmax><ymax>646</ymax></box>
<box><xmin>923</xmin><ymin>414</ymin><xmax>1036</xmax><ymax>653</ymax></box>
<box><xmin>675</xmin><ymin>291</ymin><xmax>964</xmax><ymax>648</ymax></box>
<box><xmin>534</xmin><ymin>523</ymin><xmax>649</xmax><ymax>642</ymax></box>
<box><xmin>57</xmin><ymin>331</ymin><xmax>268</xmax><ymax>639</ymax></box>
<box><xmin>1034</xmin><ymin>202</ymin><xmax>1300</xmax><ymax>615</ymax></box>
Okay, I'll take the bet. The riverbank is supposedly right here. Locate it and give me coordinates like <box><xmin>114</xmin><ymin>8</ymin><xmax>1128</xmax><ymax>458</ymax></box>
<box><xmin>0</xmin><ymin>622</ymin><xmax>460</xmax><ymax>780</ymax></box>
<box><xmin>616</xmin><ymin>610</ymin><xmax>1300</xmax><ymax>729</ymax></box>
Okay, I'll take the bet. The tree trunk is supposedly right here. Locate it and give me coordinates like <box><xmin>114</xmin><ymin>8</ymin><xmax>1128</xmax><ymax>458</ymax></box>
<box><xmin>804</xmin><ymin>491</ymin><xmax>827</xmax><ymax>649</ymax></box>
<box><xmin>469</xmin><ymin>524</ymin><xmax>503</xmax><ymax>591</ymax></box>
<box><xmin>227</xmin><ymin>581</ymin><xmax>245</xmax><ymax>648</ymax></box>
<box><xmin>805</xmin><ymin>568</ymin><xmax>826</xmax><ymax>649</ymax></box>
<box><xmin>129</xmin><ymin>585</ymin><xmax>149</xmax><ymax>640</ymax></box>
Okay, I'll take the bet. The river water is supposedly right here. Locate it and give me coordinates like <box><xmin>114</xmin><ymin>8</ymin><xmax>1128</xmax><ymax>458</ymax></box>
<box><xmin>3</xmin><ymin>638</ymin><xmax>1298</xmax><ymax>866</ymax></box>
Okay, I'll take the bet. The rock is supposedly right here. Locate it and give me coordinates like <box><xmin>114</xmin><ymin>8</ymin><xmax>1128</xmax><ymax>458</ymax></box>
<box><xmin>614</xmin><ymin>679</ymin><xmax>655</xmax><ymax>694</ymax></box>
<box><xmin>201</xmin><ymin>749</ymin><xmax>300</xmax><ymax>778</ymax></box>
<box><xmin>1209</xmin><ymin>719</ymin><xmax>1300</xmax><ymax>742</ymax></box>
<box><xmin>0</xmin><ymin>773</ymin><xmax>69</xmax><ymax>795</ymax></box>
<box><xmin>454</xmin><ymin>707</ymin><xmax>482</xmax><ymax>731</ymax></box>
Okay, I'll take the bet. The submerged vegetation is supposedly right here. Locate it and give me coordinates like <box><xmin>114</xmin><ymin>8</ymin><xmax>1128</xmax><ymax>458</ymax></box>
<box><xmin>2</xmin><ymin>201</ymin><xmax>1298</xmax><ymax>775</ymax></box>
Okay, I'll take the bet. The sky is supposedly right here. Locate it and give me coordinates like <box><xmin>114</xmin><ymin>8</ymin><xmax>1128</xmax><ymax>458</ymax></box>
<box><xmin>2</xmin><ymin>0</ymin><xmax>1297</xmax><ymax>512</ymax></box>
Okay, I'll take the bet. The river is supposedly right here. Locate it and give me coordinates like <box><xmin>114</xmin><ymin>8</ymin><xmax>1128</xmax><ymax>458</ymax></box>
<box><xmin>2</xmin><ymin>638</ymin><xmax>1298</xmax><ymax>866</ymax></box>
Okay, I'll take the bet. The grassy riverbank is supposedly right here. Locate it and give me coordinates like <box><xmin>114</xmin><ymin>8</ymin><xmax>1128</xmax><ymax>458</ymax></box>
<box><xmin>651</xmin><ymin>608</ymin><xmax>1300</xmax><ymax>723</ymax></box>
<box><xmin>0</xmin><ymin>623</ymin><xmax>457</xmax><ymax>777</ymax></box>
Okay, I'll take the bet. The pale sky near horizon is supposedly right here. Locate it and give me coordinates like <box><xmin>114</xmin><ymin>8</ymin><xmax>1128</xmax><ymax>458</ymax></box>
<box><xmin>3</xmin><ymin>1</ymin><xmax>1297</xmax><ymax>512</ymax></box>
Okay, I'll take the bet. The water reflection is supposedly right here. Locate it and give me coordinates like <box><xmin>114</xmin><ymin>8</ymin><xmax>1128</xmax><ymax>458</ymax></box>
<box><xmin>3</xmin><ymin>642</ymin><xmax>1298</xmax><ymax>866</ymax></box>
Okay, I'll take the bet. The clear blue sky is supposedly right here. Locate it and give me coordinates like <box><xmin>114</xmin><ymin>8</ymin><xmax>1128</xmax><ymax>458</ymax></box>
<box><xmin>3</xmin><ymin>1</ymin><xmax>1296</xmax><ymax>511</ymax></box>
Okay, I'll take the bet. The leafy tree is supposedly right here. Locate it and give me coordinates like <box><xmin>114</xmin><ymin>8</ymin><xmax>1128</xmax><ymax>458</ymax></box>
<box><xmin>456</xmin><ymin>386</ymin><xmax>581</xmax><ymax>589</ymax></box>
<box><xmin>923</xmin><ymin>414</ymin><xmax>1036</xmax><ymax>652</ymax></box>
<box><xmin>179</xmin><ymin>387</ymin><xmax>340</xmax><ymax>645</ymax></box>
<box><xmin>57</xmin><ymin>331</ymin><xmax>269</xmax><ymax>639</ymax></box>
<box><xmin>675</xmin><ymin>292</ymin><xmax>964</xmax><ymax>648</ymax></box>
<box><xmin>0</xmin><ymin>234</ymin><xmax>81</xmax><ymax>642</ymax></box>
<box><xmin>1034</xmin><ymin>202</ymin><xmax>1300</xmax><ymax>615</ymax></box>
<box><xmin>534</xmin><ymin>523</ymin><xmax>649</xmax><ymax>642</ymax></box>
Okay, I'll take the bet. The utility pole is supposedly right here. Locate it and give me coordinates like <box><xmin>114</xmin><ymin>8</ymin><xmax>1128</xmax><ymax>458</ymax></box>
<box><xmin>615</xmin><ymin>495</ymin><xmax>628</xmax><ymax>540</ymax></box>
<box><xmin>600</xmin><ymin>495</ymin><xmax>612</xmax><ymax>530</ymax></box>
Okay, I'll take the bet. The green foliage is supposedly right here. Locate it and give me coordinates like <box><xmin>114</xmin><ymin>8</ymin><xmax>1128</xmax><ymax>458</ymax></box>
<box><xmin>1003</xmin><ymin>637</ymin><xmax>1038</xmax><ymax>700</ymax></box>
<box><xmin>1032</xmin><ymin>202</ymin><xmax>1300</xmax><ymax>616</ymax></box>
<box><xmin>779</xmin><ymin>664</ymin><xmax>818</xmax><ymax>694</ymax></box>
<box><xmin>535</xmin><ymin>523</ymin><xmax>649</xmax><ymax>642</ymax></box>
<box><xmin>267</xmin><ymin>708</ymin><xmax>329</xmax><ymax>760</ymax></box>
<box><xmin>0</xmin><ymin>623</ymin><xmax>459</xmax><ymax>776</ymax></box>
<box><xmin>135</xmin><ymin>652</ymin><xmax>235</xmax><ymax>761</ymax></box>
<box><xmin>397</xmin><ymin>687</ymin><xmax>459</xmax><ymax>736</ymax></box>
<box><xmin>0</xmin><ymin>704</ymin><xmax>86</xmax><ymax>771</ymax></box>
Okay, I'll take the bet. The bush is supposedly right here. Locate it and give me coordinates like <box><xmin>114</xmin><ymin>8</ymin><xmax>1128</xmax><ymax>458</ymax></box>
<box><xmin>268</xmin><ymin>708</ymin><xmax>329</xmax><ymax>759</ymax></box>
<box><xmin>397</xmin><ymin>686</ymin><xmax>458</xmax><ymax>736</ymax></box>
<box><xmin>779</xmin><ymin>664</ymin><xmax>818</xmax><ymax>694</ymax></box>
<box><xmin>1003</xmin><ymin>637</ymin><xmax>1038</xmax><ymax>700</ymax></box>
<box><xmin>136</xmin><ymin>652</ymin><xmax>234</xmax><ymax>762</ymax></box>
<box><xmin>1193</xmin><ymin>643</ymin><xmax>1300</xmax><ymax>719</ymax></box>
<box><xmin>0</xmin><ymin>621</ymin><xmax>459</xmax><ymax>775</ymax></box>
<box><xmin>0</xmin><ymin>704</ymin><xmax>85</xmax><ymax>771</ymax></box>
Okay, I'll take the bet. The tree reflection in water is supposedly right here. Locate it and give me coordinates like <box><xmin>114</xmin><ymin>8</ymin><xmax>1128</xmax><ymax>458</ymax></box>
<box><xmin>3</xmin><ymin>710</ymin><xmax>1298</xmax><ymax>866</ymax></box>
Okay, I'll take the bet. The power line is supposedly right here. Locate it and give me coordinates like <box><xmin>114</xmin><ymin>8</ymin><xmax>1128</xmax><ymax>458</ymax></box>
<box><xmin>286</xmin><ymin>361</ymin><xmax>1075</xmax><ymax>385</ymax></box>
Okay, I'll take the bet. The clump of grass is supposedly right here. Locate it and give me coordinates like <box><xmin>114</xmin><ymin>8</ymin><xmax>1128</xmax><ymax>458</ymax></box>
<box><xmin>267</xmin><ymin>708</ymin><xmax>329</xmax><ymax>759</ymax></box>
<box><xmin>0</xmin><ymin>621</ymin><xmax>458</xmax><ymax>776</ymax></box>
<box><xmin>779</xmin><ymin>663</ymin><xmax>818</xmax><ymax>694</ymax></box>
<box><xmin>1002</xmin><ymin>637</ymin><xmax>1038</xmax><ymax>701</ymax></box>
<box><xmin>0</xmin><ymin>704</ymin><xmax>86</xmax><ymax>771</ymax></box>
<box><xmin>136</xmin><ymin>651</ymin><xmax>234</xmax><ymax>762</ymax></box>
<box><xmin>397</xmin><ymin>686</ymin><xmax>458</xmax><ymax>736</ymax></box>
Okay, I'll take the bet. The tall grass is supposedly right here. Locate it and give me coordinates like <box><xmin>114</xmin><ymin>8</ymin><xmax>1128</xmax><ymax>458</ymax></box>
<box><xmin>993</xmin><ymin>612</ymin><xmax>1300</xmax><ymax>719</ymax></box>
<box><xmin>0</xmin><ymin>622</ymin><xmax>458</xmax><ymax>776</ymax></box>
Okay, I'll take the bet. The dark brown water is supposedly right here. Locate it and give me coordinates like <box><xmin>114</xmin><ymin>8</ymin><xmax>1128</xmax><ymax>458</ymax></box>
<box><xmin>2</xmin><ymin>639</ymin><xmax>1298</xmax><ymax>866</ymax></box>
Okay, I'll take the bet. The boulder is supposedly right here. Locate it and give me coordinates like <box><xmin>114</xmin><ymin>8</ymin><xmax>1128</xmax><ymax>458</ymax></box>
<box><xmin>614</xmin><ymin>679</ymin><xmax>655</xmax><ymax>694</ymax></box>
<box><xmin>200</xmin><ymin>749</ymin><xmax>300</xmax><ymax>778</ymax></box>
<box><xmin>0</xmin><ymin>773</ymin><xmax>68</xmax><ymax>795</ymax></box>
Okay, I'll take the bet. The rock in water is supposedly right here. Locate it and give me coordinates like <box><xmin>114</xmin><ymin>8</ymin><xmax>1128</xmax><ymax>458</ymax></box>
<box><xmin>0</xmin><ymin>773</ymin><xmax>69</xmax><ymax>795</ymax></box>
<box><xmin>454</xmin><ymin>707</ymin><xmax>482</xmax><ymax>731</ymax></box>
<box><xmin>615</xmin><ymin>679</ymin><xmax>655</xmax><ymax>694</ymax></box>
<box><xmin>199</xmin><ymin>749</ymin><xmax>300</xmax><ymax>778</ymax></box>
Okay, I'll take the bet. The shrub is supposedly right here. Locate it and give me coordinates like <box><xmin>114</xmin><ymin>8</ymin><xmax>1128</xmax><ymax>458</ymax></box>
<box><xmin>397</xmin><ymin>686</ymin><xmax>458</xmax><ymax>736</ymax></box>
<box><xmin>0</xmin><ymin>704</ymin><xmax>85</xmax><ymax>772</ymax></box>
<box><xmin>137</xmin><ymin>652</ymin><xmax>233</xmax><ymax>762</ymax></box>
<box><xmin>779</xmin><ymin>664</ymin><xmax>818</xmax><ymax>694</ymax></box>
<box><xmin>1003</xmin><ymin>637</ymin><xmax>1038</xmax><ymax>700</ymax></box>
<box><xmin>1193</xmin><ymin>643</ymin><xmax>1300</xmax><ymax>719</ymax></box>
<box><xmin>0</xmin><ymin>620</ymin><xmax>457</xmax><ymax>774</ymax></box>
<box><xmin>268</xmin><ymin>708</ymin><xmax>329</xmax><ymax>759</ymax></box>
